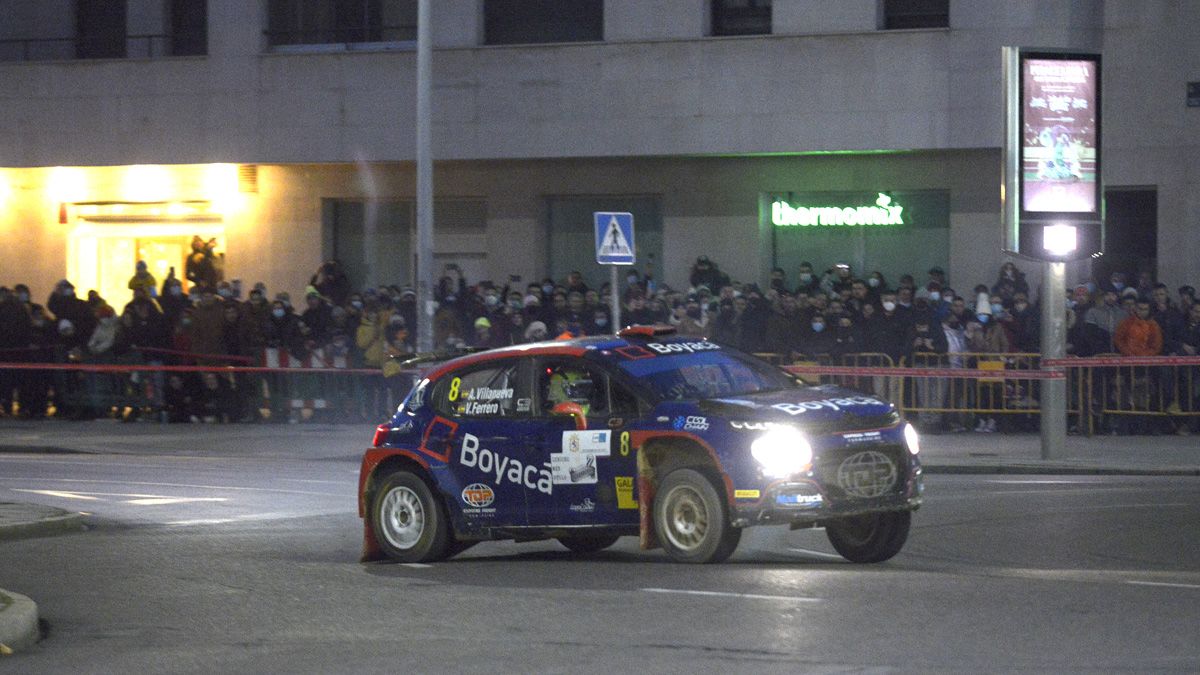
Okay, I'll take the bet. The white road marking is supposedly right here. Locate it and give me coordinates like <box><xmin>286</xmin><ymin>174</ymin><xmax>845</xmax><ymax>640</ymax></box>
<box><xmin>642</xmin><ymin>588</ymin><xmax>821</xmax><ymax>603</ymax></box>
<box><xmin>12</xmin><ymin>488</ymin><xmax>227</xmax><ymax>505</ymax></box>
<box><xmin>167</xmin><ymin>519</ymin><xmax>237</xmax><ymax>526</ymax></box>
<box><xmin>401</xmin><ymin>563</ymin><xmax>433</xmax><ymax>568</ymax></box>
<box><xmin>0</xmin><ymin>476</ymin><xmax>343</xmax><ymax>497</ymax></box>
<box><xmin>125</xmin><ymin>497</ymin><xmax>227</xmax><ymax>506</ymax></box>
<box><xmin>787</xmin><ymin>547</ymin><xmax>846</xmax><ymax>561</ymax></box>
<box><xmin>11</xmin><ymin>489</ymin><xmax>100</xmax><ymax>501</ymax></box>
<box><xmin>1127</xmin><ymin>580</ymin><xmax>1200</xmax><ymax>590</ymax></box>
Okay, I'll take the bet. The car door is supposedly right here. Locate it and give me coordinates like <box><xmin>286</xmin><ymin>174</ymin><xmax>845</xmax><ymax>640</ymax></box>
<box><xmin>529</xmin><ymin>357</ymin><xmax>642</xmax><ymax>527</ymax></box>
<box><xmin>427</xmin><ymin>357</ymin><xmax>545</xmax><ymax>532</ymax></box>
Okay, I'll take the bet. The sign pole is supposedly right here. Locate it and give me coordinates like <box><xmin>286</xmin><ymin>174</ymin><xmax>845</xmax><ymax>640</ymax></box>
<box><xmin>1040</xmin><ymin>260</ymin><xmax>1067</xmax><ymax>459</ymax></box>
<box><xmin>611</xmin><ymin>266</ymin><xmax>621</xmax><ymax>331</ymax></box>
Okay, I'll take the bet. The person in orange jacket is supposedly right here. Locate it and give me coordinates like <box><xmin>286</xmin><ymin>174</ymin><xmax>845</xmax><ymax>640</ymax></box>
<box><xmin>1114</xmin><ymin>301</ymin><xmax>1163</xmax><ymax>356</ymax></box>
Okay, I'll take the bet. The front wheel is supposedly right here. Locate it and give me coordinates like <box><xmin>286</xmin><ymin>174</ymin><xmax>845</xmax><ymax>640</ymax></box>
<box><xmin>653</xmin><ymin>468</ymin><xmax>741</xmax><ymax>564</ymax></box>
<box><xmin>825</xmin><ymin>511</ymin><xmax>911</xmax><ymax>563</ymax></box>
<box><xmin>557</xmin><ymin>534</ymin><xmax>621</xmax><ymax>554</ymax></box>
<box><xmin>372</xmin><ymin>470</ymin><xmax>451</xmax><ymax>563</ymax></box>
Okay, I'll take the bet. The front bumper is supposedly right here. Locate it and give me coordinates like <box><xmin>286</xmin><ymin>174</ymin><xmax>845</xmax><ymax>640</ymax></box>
<box><xmin>733</xmin><ymin>449</ymin><xmax>923</xmax><ymax>527</ymax></box>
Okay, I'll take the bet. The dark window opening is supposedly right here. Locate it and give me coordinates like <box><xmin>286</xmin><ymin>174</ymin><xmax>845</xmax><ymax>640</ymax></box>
<box><xmin>484</xmin><ymin>0</ymin><xmax>603</xmax><ymax>46</ymax></box>
<box><xmin>75</xmin><ymin>0</ymin><xmax>127</xmax><ymax>59</ymax></box>
<box><xmin>711</xmin><ymin>0</ymin><xmax>771</xmax><ymax>37</ymax></box>
<box><xmin>267</xmin><ymin>0</ymin><xmax>417</xmax><ymax>47</ymax></box>
<box><xmin>170</xmin><ymin>0</ymin><xmax>207</xmax><ymax>55</ymax></box>
<box><xmin>882</xmin><ymin>0</ymin><xmax>949</xmax><ymax>30</ymax></box>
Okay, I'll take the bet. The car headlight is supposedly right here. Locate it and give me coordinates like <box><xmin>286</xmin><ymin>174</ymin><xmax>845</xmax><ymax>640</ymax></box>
<box><xmin>904</xmin><ymin>422</ymin><xmax>920</xmax><ymax>455</ymax></box>
<box><xmin>750</xmin><ymin>426</ymin><xmax>813</xmax><ymax>478</ymax></box>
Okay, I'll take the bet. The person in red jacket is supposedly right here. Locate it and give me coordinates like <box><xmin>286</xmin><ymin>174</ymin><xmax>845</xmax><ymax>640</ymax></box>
<box><xmin>1114</xmin><ymin>301</ymin><xmax>1163</xmax><ymax>356</ymax></box>
<box><xmin>1113</xmin><ymin>301</ymin><xmax>1165</xmax><ymax>433</ymax></box>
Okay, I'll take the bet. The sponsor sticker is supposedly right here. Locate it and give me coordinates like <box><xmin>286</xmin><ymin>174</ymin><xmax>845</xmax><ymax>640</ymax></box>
<box><xmin>772</xmin><ymin>396</ymin><xmax>886</xmax><ymax>416</ymax></box>
<box><xmin>569</xmin><ymin>498</ymin><xmax>597</xmax><ymax>513</ymax></box>
<box><xmin>562</xmin><ymin>430</ymin><xmax>611</xmax><ymax>456</ymax></box>
<box><xmin>734</xmin><ymin>489</ymin><xmax>761</xmax><ymax>499</ymax></box>
<box><xmin>645</xmin><ymin>341</ymin><xmax>721</xmax><ymax>354</ymax></box>
<box><xmin>459</xmin><ymin>433</ymin><xmax>553</xmax><ymax>495</ymax></box>
<box><xmin>673</xmin><ymin>415</ymin><xmax>710</xmax><ymax>432</ymax></box>
<box><xmin>615</xmin><ymin>476</ymin><xmax>638</xmax><ymax>509</ymax></box>
<box><xmin>776</xmin><ymin>493</ymin><xmax>822</xmax><ymax>506</ymax></box>
<box><xmin>461</xmin><ymin>483</ymin><xmax>495</xmax><ymax>507</ymax></box>
<box><xmin>836</xmin><ymin>450</ymin><xmax>898</xmax><ymax>498</ymax></box>
<box><xmin>842</xmin><ymin>430</ymin><xmax>883</xmax><ymax>445</ymax></box>
<box><xmin>551</xmin><ymin>453</ymin><xmax>597</xmax><ymax>484</ymax></box>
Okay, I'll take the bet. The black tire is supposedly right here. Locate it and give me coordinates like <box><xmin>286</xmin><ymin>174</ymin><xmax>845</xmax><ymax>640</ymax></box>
<box><xmin>825</xmin><ymin>510</ymin><xmax>911</xmax><ymax>563</ymax></box>
<box><xmin>653</xmin><ymin>468</ymin><xmax>741</xmax><ymax>564</ymax></box>
<box><xmin>557</xmin><ymin>534</ymin><xmax>621</xmax><ymax>554</ymax></box>
<box><xmin>371</xmin><ymin>470</ymin><xmax>451</xmax><ymax>563</ymax></box>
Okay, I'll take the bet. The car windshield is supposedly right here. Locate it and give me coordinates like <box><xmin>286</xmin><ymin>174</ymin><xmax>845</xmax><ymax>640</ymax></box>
<box><xmin>617</xmin><ymin>348</ymin><xmax>796</xmax><ymax>401</ymax></box>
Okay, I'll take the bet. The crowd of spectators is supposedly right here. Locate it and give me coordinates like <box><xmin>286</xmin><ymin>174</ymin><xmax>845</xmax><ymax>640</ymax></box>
<box><xmin>2</xmin><ymin>252</ymin><xmax>1198</xmax><ymax>432</ymax></box>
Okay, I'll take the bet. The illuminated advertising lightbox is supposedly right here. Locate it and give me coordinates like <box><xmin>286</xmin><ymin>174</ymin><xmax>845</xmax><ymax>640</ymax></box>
<box><xmin>1020</xmin><ymin>53</ymin><xmax>1101</xmax><ymax>216</ymax></box>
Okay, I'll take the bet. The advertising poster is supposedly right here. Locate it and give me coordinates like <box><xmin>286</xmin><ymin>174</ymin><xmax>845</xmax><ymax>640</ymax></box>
<box><xmin>1021</xmin><ymin>57</ymin><xmax>1098</xmax><ymax>213</ymax></box>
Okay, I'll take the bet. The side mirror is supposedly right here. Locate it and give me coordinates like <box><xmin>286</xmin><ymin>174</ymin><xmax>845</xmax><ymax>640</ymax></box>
<box><xmin>551</xmin><ymin>402</ymin><xmax>587</xmax><ymax>430</ymax></box>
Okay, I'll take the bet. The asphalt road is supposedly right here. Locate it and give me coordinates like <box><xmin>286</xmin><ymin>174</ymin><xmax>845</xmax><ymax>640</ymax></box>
<box><xmin>1</xmin><ymin>449</ymin><xmax>1198</xmax><ymax>673</ymax></box>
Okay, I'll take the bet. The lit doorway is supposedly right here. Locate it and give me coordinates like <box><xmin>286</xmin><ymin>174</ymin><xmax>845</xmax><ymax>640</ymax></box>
<box><xmin>69</xmin><ymin>218</ymin><xmax>225</xmax><ymax>308</ymax></box>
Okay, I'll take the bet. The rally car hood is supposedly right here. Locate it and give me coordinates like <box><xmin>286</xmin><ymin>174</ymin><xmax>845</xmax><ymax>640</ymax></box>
<box><xmin>696</xmin><ymin>385</ymin><xmax>899</xmax><ymax>431</ymax></box>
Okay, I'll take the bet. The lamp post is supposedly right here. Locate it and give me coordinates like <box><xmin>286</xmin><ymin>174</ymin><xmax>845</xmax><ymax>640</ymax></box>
<box><xmin>415</xmin><ymin>0</ymin><xmax>434</xmax><ymax>352</ymax></box>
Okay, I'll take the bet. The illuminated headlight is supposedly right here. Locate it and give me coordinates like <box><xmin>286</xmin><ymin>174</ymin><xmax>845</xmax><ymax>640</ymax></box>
<box><xmin>750</xmin><ymin>427</ymin><xmax>813</xmax><ymax>478</ymax></box>
<box><xmin>904</xmin><ymin>422</ymin><xmax>920</xmax><ymax>455</ymax></box>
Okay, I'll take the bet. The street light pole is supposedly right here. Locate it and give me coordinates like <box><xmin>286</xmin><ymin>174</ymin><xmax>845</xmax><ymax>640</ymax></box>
<box><xmin>1040</xmin><ymin>260</ymin><xmax>1067</xmax><ymax>458</ymax></box>
<box><xmin>415</xmin><ymin>0</ymin><xmax>434</xmax><ymax>352</ymax></box>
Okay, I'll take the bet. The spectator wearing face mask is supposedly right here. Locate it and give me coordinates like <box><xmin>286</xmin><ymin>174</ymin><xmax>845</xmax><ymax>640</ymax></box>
<box><xmin>1007</xmin><ymin>294</ymin><xmax>1040</xmax><ymax>352</ymax></box>
<box><xmin>795</xmin><ymin>312</ymin><xmax>835</xmax><ymax>359</ymax></box>
<box><xmin>969</xmin><ymin>294</ymin><xmax>1010</xmax><ymax>353</ymax></box>
<box><xmin>864</xmin><ymin>292</ymin><xmax>911</xmax><ymax>365</ymax></box>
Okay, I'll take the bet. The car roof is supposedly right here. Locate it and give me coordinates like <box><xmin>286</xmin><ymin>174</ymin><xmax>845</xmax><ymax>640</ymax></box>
<box><xmin>421</xmin><ymin>334</ymin><xmax>710</xmax><ymax>381</ymax></box>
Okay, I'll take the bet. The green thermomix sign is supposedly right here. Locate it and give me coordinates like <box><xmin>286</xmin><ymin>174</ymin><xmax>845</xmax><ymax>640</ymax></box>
<box><xmin>771</xmin><ymin>193</ymin><xmax>904</xmax><ymax>227</ymax></box>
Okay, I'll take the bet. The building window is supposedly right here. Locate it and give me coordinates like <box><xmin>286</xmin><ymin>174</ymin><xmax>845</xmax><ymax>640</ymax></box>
<box><xmin>75</xmin><ymin>0</ymin><xmax>127</xmax><ymax>59</ymax></box>
<box><xmin>711</xmin><ymin>0</ymin><xmax>771</xmax><ymax>37</ymax></box>
<box><xmin>483</xmin><ymin>0</ymin><xmax>603</xmax><ymax>46</ymax></box>
<box><xmin>170</xmin><ymin>0</ymin><xmax>207</xmax><ymax>56</ymax></box>
<box><xmin>266</xmin><ymin>0</ymin><xmax>417</xmax><ymax>47</ymax></box>
<box><xmin>881</xmin><ymin>0</ymin><xmax>949</xmax><ymax>30</ymax></box>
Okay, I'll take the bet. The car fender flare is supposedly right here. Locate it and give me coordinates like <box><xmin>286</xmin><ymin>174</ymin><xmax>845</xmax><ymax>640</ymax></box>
<box><xmin>629</xmin><ymin>431</ymin><xmax>735</xmax><ymax>551</ymax></box>
<box><xmin>359</xmin><ymin>448</ymin><xmax>433</xmax><ymax>563</ymax></box>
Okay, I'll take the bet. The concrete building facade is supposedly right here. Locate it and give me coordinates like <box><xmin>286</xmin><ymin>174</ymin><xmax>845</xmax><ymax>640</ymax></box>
<box><xmin>0</xmin><ymin>0</ymin><xmax>1195</xmax><ymax>305</ymax></box>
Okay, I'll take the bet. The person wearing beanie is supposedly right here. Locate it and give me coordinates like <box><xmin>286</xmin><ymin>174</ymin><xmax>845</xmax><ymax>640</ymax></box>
<box><xmin>524</xmin><ymin>321</ymin><xmax>548</xmax><ymax>342</ymax></box>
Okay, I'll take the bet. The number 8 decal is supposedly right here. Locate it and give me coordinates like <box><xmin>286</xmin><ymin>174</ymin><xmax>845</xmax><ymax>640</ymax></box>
<box><xmin>619</xmin><ymin>431</ymin><xmax>631</xmax><ymax>457</ymax></box>
<box><xmin>448</xmin><ymin>377</ymin><xmax>461</xmax><ymax>402</ymax></box>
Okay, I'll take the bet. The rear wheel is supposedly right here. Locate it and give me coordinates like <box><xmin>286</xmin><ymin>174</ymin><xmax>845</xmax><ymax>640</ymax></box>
<box><xmin>825</xmin><ymin>511</ymin><xmax>911</xmax><ymax>563</ymax></box>
<box><xmin>557</xmin><ymin>534</ymin><xmax>621</xmax><ymax>554</ymax></box>
<box><xmin>653</xmin><ymin>468</ymin><xmax>741</xmax><ymax>564</ymax></box>
<box><xmin>372</xmin><ymin>470</ymin><xmax>450</xmax><ymax>563</ymax></box>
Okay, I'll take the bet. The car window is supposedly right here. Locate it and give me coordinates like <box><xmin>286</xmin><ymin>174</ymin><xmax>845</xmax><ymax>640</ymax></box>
<box><xmin>618</xmin><ymin>349</ymin><xmax>795</xmax><ymax>401</ymax></box>
<box><xmin>433</xmin><ymin>360</ymin><xmax>531</xmax><ymax>418</ymax></box>
<box><xmin>537</xmin><ymin>359</ymin><xmax>612</xmax><ymax>417</ymax></box>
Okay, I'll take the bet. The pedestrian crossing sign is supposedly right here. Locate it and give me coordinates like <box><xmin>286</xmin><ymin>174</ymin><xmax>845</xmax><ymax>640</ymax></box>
<box><xmin>594</xmin><ymin>212</ymin><xmax>635</xmax><ymax>265</ymax></box>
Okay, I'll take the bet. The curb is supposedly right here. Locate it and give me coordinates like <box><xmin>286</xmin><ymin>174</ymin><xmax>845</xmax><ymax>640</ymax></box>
<box><xmin>0</xmin><ymin>589</ymin><xmax>38</xmax><ymax>654</ymax></box>
<box><xmin>0</xmin><ymin>510</ymin><xmax>86</xmax><ymax>542</ymax></box>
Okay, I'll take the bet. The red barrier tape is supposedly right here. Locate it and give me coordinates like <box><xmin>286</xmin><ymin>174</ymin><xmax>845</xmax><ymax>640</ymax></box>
<box><xmin>1043</xmin><ymin>356</ymin><xmax>1200</xmax><ymax>368</ymax></box>
<box><xmin>784</xmin><ymin>365</ymin><xmax>1066</xmax><ymax>380</ymax></box>
<box><xmin>135</xmin><ymin>347</ymin><xmax>256</xmax><ymax>364</ymax></box>
<box><xmin>0</xmin><ymin>362</ymin><xmax>381</xmax><ymax>376</ymax></box>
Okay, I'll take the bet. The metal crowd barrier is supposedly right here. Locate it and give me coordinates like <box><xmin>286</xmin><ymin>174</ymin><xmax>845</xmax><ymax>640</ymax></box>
<box><xmin>0</xmin><ymin>350</ymin><xmax>400</xmax><ymax>423</ymax></box>
<box><xmin>1044</xmin><ymin>355</ymin><xmax>1200</xmax><ymax>435</ymax></box>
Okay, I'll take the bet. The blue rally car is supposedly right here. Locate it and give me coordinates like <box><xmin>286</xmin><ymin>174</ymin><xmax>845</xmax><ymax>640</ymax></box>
<box><xmin>358</xmin><ymin>326</ymin><xmax>922</xmax><ymax>564</ymax></box>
